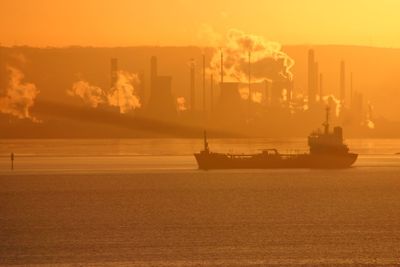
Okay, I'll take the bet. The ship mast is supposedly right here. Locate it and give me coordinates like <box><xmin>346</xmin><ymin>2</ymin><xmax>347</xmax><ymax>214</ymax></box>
<box><xmin>204</xmin><ymin>130</ymin><xmax>209</xmax><ymax>153</ymax></box>
<box><xmin>323</xmin><ymin>107</ymin><xmax>330</xmax><ymax>134</ymax></box>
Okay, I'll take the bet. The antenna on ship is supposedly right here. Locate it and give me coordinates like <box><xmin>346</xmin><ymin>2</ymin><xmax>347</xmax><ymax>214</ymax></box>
<box><xmin>323</xmin><ymin>106</ymin><xmax>330</xmax><ymax>134</ymax></box>
<box><xmin>203</xmin><ymin>130</ymin><xmax>209</xmax><ymax>153</ymax></box>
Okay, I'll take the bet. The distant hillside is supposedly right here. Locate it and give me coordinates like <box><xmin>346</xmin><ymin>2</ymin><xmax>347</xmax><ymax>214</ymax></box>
<box><xmin>1</xmin><ymin>45</ymin><xmax>400</xmax><ymax>138</ymax></box>
<box><xmin>1</xmin><ymin>45</ymin><xmax>399</xmax><ymax>119</ymax></box>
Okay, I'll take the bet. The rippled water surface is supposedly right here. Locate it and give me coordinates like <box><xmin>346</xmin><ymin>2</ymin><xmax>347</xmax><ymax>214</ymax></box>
<box><xmin>1</xmin><ymin>139</ymin><xmax>400</xmax><ymax>266</ymax></box>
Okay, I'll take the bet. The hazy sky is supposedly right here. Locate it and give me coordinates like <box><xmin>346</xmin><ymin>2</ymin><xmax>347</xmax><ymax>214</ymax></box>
<box><xmin>1</xmin><ymin>0</ymin><xmax>400</xmax><ymax>47</ymax></box>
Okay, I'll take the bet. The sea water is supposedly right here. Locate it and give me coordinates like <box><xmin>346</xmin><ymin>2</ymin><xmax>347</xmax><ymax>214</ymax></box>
<box><xmin>1</xmin><ymin>139</ymin><xmax>400</xmax><ymax>266</ymax></box>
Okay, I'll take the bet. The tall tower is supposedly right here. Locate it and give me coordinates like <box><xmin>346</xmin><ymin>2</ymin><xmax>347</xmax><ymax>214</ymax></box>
<box><xmin>308</xmin><ymin>49</ymin><xmax>317</xmax><ymax>108</ymax></box>
<box><xmin>350</xmin><ymin>72</ymin><xmax>353</xmax><ymax>108</ymax></box>
<box><xmin>220</xmin><ymin>51</ymin><xmax>224</xmax><ymax>83</ymax></box>
<box><xmin>150</xmin><ymin>56</ymin><xmax>158</xmax><ymax>95</ymax></box>
<box><xmin>190</xmin><ymin>59</ymin><xmax>195</xmax><ymax>112</ymax></box>
<box><xmin>202</xmin><ymin>54</ymin><xmax>206</xmax><ymax>113</ymax></box>
<box><xmin>138</xmin><ymin>72</ymin><xmax>145</xmax><ymax>107</ymax></box>
<box><xmin>265</xmin><ymin>80</ymin><xmax>270</xmax><ymax>106</ymax></box>
<box><xmin>110</xmin><ymin>58</ymin><xmax>118</xmax><ymax>90</ymax></box>
<box><xmin>248</xmin><ymin>51</ymin><xmax>252</xmax><ymax>105</ymax></box>
<box><xmin>210</xmin><ymin>74</ymin><xmax>214</xmax><ymax>112</ymax></box>
<box><xmin>319</xmin><ymin>73</ymin><xmax>323</xmax><ymax>101</ymax></box>
<box><xmin>340</xmin><ymin>60</ymin><xmax>346</xmax><ymax>103</ymax></box>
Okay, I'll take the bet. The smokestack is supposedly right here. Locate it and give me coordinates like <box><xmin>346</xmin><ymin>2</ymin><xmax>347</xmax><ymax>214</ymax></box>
<box><xmin>220</xmin><ymin>51</ymin><xmax>224</xmax><ymax>84</ymax></box>
<box><xmin>190</xmin><ymin>59</ymin><xmax>195</xmax><ymax>112</ymax></box>
<box><xmin>111</xmin><ymin>58</ymin><xmax>118</xmax><ymax>90</ymax></box>
<box><xmin>139</xmin><ymin>72</ymin><xmax>145</xmax><ymax>107</ymax></box>
<box><xmin>265</xmin><ymin>80</ymin><xmax>270</xmax><ymax>105</ymax></box>
<box><xmin>308</xmin><ymin>49</ymin><xmax>317</xmax><ymax>108</ymax></box>
<box><xmin>340</xmin><ymin>60</ymin><xmax>346</xmax><ymax>103</ymax></box>
<box><xmin>210</xmin><ymin>74</ymin><xmax>214</xmax><ymax>112</ymax></box>
<box><xmin>350</xmin><ymin>72</ymin><xmax>353</xmax><ymax>108</ymax></box>
<box><xmin>203</xmin><ymin>54</ymin><xmax>206</xmax><ymax>113</ymax></box>
<box><xmin>319</xmin><ymin>73</ymin><xmax>323</xmax><ymax>101</ymax></box>
<box><xmin>248</xmin><ymin>51</ymin><xmax>251</xmax><ymax>104</ymax></box>
<box><xmin>315</xmin><ymin>61</ymin><xmax>319</xmax><ymax>101</ymax></box>
<box><xmin>150</xmin><ymin>56</ymin><xmax>158</xmax><ymax>93</ymax></box>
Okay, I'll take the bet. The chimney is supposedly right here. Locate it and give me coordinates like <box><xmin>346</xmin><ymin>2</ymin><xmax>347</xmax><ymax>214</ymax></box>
<box><xmin>190</xmin><ymin>59</ymin><xmax>195</xmax><ymax>112</ymax></box>
<box><xmin>203</xmin><ymin>54</ymin><xmax>206</xmax><ymax>113</ymax></box>
<box><xmin>340</xmin><ymin>60</ymin><xmax>346</xmax><ymax>103</ymax></box>
<box><xmin>265</xmin><ymin>80</ymin><xmax>270</xmax><ymax>105</ymax></box>
<box><xmin>248</xmin><ymin>51</ymin><xmax>252</xmax><ymax>104</ymax></box>
<box><xmin>319</xmin><ymin>73</ymin><xmax>323</xmax><ymax>101</ymax></box>
<box><xmin>150</xmin><ymin>56</ymin><xmax>158</xmax><ymax>93</ymax></box>
<box><xmin>110</xmin><ymin>58</ymin><xmax>118</xmax><ymax>90</ymax></box>
<box><xmin>307</xmin><ymin>49</ymin><xmax>317</xmax><ymax>108</ymax></box>
<box><xmin>220</xmin><ymin>51</ymin><xmax>224</xmax><ymax>84</ymax></box>
<box><xmin>210</xmin><ymin>74</ymin><xmax>214</xmax><ymax>112</ymax></box>
<box><xmin>350</xmin><ymin>72</ymin><xmax>353</xmax><ymax>108</ymax></box>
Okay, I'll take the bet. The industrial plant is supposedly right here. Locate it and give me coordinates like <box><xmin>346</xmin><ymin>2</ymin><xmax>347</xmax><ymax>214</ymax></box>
<box><xmin>0</xmin><ymin>45</ymin><xmax>381</xmax><ymax>138</ymax></box>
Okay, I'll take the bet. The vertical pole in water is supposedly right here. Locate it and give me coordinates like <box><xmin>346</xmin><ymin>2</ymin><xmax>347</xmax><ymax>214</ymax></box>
<box><xmin>11</xmin><ymin>152</ymin><xmax>14</xmax><ymax>171</ymax></box>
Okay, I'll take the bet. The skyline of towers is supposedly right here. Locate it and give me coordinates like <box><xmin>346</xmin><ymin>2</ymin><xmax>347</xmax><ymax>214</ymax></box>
<box><xmin>189</xmin><ymin>59</ymin><xmax>195</xmax><ymax>112</ymax></box>
<box><xmin>105</xmin><ymin>48</ymin><xmax>367</xmax><ymax>129</ymax></box>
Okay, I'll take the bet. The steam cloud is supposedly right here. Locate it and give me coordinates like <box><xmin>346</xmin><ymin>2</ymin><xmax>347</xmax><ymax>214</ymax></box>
<box><xmin>68</xmin><ymin>71</ymin><xmax>141</xmax><ymax>113</ymax></box>
<box><xmin>366</xmin><ymin>102</ymin><xmax>375</xmax><ymax>129</ymax></box>
<box><xmin>208</xmin><ymin>29</ymin><xmax>295</xmax><ymax>83</ymax></box>
<box><xmin>322</xmin><ymin>95</ymin><xmax>342</xmax><ymax>117</ymax></box>
<box><xmin>67</xmin><ymin>81</ymin><xmax>105</xmax><ymax>108</ymax></box>
<box><xmin>176</xmin><ymin>97</ymin><xmax>187</xmax><ymax>111</ymax></box>
<box><xmin>0</xmin><ymin>66</ymin><xmax>40</xmax><ymax>122</ymax></box>
<box><xmin>108</xmin><ymin>71</ymin><xmax>141</xmax><ymax>113</ymax></box>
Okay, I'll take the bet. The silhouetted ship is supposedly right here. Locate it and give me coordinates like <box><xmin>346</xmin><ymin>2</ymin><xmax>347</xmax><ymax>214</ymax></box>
<box><xmin>195</xmin><ymin>108</ymin><xmax>358</xmax><ymax>169</ymax></box>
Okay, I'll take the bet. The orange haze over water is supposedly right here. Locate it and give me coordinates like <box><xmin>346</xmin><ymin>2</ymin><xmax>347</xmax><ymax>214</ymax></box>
<box><xmin>1</xmin><ymin>0</ymin><xmax>400</xmax><ymax>48</ymax></box>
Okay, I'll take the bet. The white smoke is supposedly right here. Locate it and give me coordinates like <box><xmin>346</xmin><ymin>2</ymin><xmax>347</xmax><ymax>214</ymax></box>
<box><xmin>252</xmin><ymin>92</ymin><xmax>263</xmax><ymax>104</ymax></box>
<box><xmin>238</xmin><ymin>87</ymin><xmax>263</xmax><ymax>104</ymax></box>
<box><xmin>176</xmin><ymin>97</ymin><xmax>187</xmax><ymax>111</ymax></box>
<box><xmin>208</xmin><ymin>29</ymin><xmax>295</xmax><ymax>83</ymax></box>
<box><xmin>0</xmin><ymin>66</ymin><xmax>40</xmax><ymax>122</ymax></box>
<box><xmin>68</xmin><ymin>71</ymin><xmax>141</xmax><ymax>113</ymax></box>
<box><xmin>323</xmin><ymin>94</ymin><xmax>341</xmax><ymax>117</ymax></box>
<box><xmin>108</xmin><ymin>71</ymin><xmax>141</xmax><ymax>114</ymax></box>
<box><xmin>366</xmin><ymin>102</ymin><xmax>375</xmax><ymax>129</ymax></box>
<box><xmin>67</xmin><ymin>80</ymin><xmax>105</xmax><ymax>108</ymax></box>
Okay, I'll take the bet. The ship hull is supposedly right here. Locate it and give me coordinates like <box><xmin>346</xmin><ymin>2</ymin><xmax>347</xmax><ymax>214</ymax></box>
<box><xmin>194</xmin><ymin>152</ymin><xmax>358</xmax><ymax>170</ymax></box>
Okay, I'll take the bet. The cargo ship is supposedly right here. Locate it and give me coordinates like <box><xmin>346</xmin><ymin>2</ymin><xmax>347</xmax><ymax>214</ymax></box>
<box><xmin>194</xmin><ymin>108</ymin><xmax>358</xmax><ymax>169</ymax></box>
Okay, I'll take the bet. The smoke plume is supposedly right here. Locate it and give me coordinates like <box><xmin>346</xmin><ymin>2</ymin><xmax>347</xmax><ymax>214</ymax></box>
<box><xmin>0</xmin><ymin>66</ymin><xmax>40</xmax><ymax>122</ymax></box>
<box><xmin>323</xmin><ymin>95</ymin><xmax>341</xmax><ymax>117</ymax></box>
<box><xmin>68</xmin><ymin>71</ymin><xmax>141</xmax><ymax>113</ymax></box>
<box><xmin>366</xmin><ymin>102</ymin><xmax>375</xmax><ymax>129</ymax></box>
<box><xmin>238</xmin><ymin>87</ymin><xmax>263</xmax><ymax>104</ymax></box>
<box><xmin>208</xmin><ymin>29</ymin><xmax>295</xmax><ymax>83</ymax></box>
<box><xmin>176</xmin><ymin>97</ymin><xmax>187</xmax><ymax>111</ymax></box>
<box><xmin>108</xmin><ymin>71</ymin><xmax>141</xmax><ymax>114</ymax></box>
<box><xmin>67</xmin><ymin>80</ymin><xmax>105</xmax><ymax>108</ymax></box>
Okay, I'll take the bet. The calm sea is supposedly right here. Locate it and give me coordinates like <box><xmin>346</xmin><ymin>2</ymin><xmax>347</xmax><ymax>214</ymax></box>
<box><xmin>1</xmin><ymin>139</ymin><xmax>400</xmax><ymax>266</ymax></box>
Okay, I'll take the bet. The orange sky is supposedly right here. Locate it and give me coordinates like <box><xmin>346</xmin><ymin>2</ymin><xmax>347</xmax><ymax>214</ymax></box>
<box><xmin>1</xmin><ymin>0</ymin><xmax>400</xmax><ymax>47</ymax></box>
